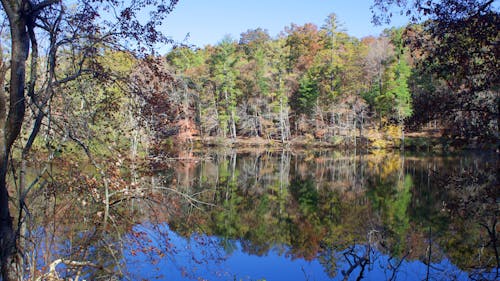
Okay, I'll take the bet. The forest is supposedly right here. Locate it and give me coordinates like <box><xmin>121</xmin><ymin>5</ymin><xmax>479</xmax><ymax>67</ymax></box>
<box><xmin>135</xmin><ymin>12</ymin><xmax>498</xmax><ymax>151</ymax></box>
<box><xmin>115</xmin><ymin>12</ymin><xmax>499</xmax><ymax>153</ymax></box>
<box><xmin>0</xmin><ymin>0</ymin><xmax>498</xmax><ymax>280</ymax></box>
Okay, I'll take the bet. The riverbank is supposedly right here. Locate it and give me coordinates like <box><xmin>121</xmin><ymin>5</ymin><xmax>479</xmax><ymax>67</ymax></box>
<box><xmin>181</xmin><ymin>130</ymin><xmax>498</xmax><ymax>153</ymax></box>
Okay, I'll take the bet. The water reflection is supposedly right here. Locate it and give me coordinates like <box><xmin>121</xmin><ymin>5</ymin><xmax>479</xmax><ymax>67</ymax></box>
<box><xmin>157</xmin><ymin>150</ymin><xmax>498</xmax><ymax>280</ymax></box>
<box><xmin>125</xmin><ymin>223</ymin><xmax>458</xmax><ymax>281</ymax></box>
<box><xmin>34</xmin><ymin>150</ymin><xmax>499</xmax><ymax>280</ymax></box>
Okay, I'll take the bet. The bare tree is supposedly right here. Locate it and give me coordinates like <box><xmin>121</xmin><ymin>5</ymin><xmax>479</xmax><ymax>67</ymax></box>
<box><xmin>0</xmin><ymin>0</ymin><xmax>179</xmax><ymax>279</ymax></box>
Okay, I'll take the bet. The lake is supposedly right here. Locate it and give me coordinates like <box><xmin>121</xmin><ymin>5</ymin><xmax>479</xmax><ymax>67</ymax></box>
<box><xmin>31</xmin><ymin>149</ymin><xmax>499</xmax><ymax>280</ymax></box>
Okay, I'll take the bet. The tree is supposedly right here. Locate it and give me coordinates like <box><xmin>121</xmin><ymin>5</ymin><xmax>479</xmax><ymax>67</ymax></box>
<box><xmin>208</xmin><ymin>36</ymin><xmax>240</xmax><ymax>139</ymax></box>
<box><xmin>284</xmin><ymin>23</ymin><xmax>322</xmax><ymax>74</ymax></box>
<box><xmin>0</xmin><ymin>0</ymin><xmax>178</xmax><ymax>279</ymax></box>
<box><xmin>362</xmin><ymin>36</ymin><xmax>394</xmax><ymax>108</ymax></box>
<box><xmin>372</xmin><ymin>0</ymin><xmax>499</xmax><ymax>141</ymax></box>
<box><xmin>371</xmin><ymin>0</ymin><xmax>497</xmax><ymax>24</ymax></box>
<box><xmin>375</xmin><ymin>29</ymin><xmax>412</xmax><ymax>125</ymax></box>
<box><xmin>319</xmin><ymin>13</ymin><xmax>345</xmax><ymax>98</ymax></box>
<box><xmin>236</xmin><ymin>28</ymin><xmax>272</xmax><ymax>138</ymax></box>
<box><xmin>239</xmin><ymin>27</ymin><xmax>271</xmax><ymax>57</ymax></box>
<box><xmin>267</xmin><ymin>38</ymin><xmax>291</xmax><ymax>142</ymax></box>
<box><xmin>292</xmin><ymin>70</ymin><xmax>319</xmax><ymax>117</ymax></box>
<box><xmin>389</xmin><ymin>29</ymin><xmax>413</xmax><ymax>140</ymax></box>
<box><xmin>372</xmin><ymin>0</ymin><xmax>498</xmax><ymax>90</ymax></box>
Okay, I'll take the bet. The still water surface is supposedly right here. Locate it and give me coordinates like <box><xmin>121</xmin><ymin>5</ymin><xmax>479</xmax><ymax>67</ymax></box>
<box><xmin>41</xmin><ymin>150</ymin><xmax>500</xmax><ymax>280</ymax></box>
<box><xmin>120</xmin><ymin>150</ymin><xmax>499</xmax><ymax>280</ymax></box>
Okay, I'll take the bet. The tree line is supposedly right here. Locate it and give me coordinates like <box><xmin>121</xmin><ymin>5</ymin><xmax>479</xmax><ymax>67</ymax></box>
<box><xmin>143</xmin><ymin>6</ymin><xmax>498</xmax><ymax>149</ymax></box>
<box><xmin>151</xmin><ymin>15</ymin><xmax>414</xmax><ymax>147</ymax></box>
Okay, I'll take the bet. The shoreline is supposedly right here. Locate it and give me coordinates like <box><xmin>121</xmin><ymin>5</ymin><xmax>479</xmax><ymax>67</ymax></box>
<box><xmin>175</xmin><ymin>135</ymin><xmax>499</xmax><ymax>153</ymax></box>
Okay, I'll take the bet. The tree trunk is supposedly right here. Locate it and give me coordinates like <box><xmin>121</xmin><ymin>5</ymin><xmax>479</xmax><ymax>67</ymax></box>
<box><xmin>0</xmin><ymin>0</ymin><xmax>29</xmax><ymax>278</ymax></box>
<box><xmin>0</xmin><ymin>165</ymin><xmax>17</xmax><ymax>281</ymax></box>
<box><xmin>230</xmin><ymin>110</ymin><xmax>237</xmax><ymax>140</ymax></box>
<box><xmin>279</xmin><ymin>94</ymin><xmax>286</xmax><ymax>143</ymax></box>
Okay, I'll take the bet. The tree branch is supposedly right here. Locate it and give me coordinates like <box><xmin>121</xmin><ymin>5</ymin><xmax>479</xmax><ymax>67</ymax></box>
<box><xmin>31</xmin><ymin>0</ymin><xmax>60</xmax><ymax>15</ymax></box>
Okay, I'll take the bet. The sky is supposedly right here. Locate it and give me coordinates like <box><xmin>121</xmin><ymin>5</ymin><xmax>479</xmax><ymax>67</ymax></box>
<box><xmin>162</xmin><ymin>0</ymin><xmax>410</xmax><ymax>48</ymax></box>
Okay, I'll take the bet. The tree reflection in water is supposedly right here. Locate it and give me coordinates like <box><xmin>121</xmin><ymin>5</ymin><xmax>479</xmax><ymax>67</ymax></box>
<box><xmin>27</xmin><ymin>150</ymin><xmax>498</xmax><ymax>280</ymax></box>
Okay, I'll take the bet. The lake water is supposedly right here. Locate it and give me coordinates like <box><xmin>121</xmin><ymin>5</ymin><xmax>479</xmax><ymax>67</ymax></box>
<box><xmin>33</xmin><ymin>149</ymin><xmax>499</xmax><ymax>280</ymax></box>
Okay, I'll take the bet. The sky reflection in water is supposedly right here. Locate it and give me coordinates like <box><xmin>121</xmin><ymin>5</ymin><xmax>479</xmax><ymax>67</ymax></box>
<box><xmin>125</xmin><ymin>223</ymin><xmax>474</xmax><ymax>281</ymax></box>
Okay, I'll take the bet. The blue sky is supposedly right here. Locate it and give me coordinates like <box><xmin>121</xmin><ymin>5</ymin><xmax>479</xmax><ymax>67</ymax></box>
<box><xmin>162</xmin><ymin>0</ymin><xmax>410</xmax><ymax>48</ymax></box>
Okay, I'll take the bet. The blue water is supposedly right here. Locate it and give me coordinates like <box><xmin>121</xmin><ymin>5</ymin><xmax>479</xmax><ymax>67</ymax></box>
<box><xmin>122</xmin><ymin>223</ymin><xmax>482</xmax><ymax>281</ymax></box>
